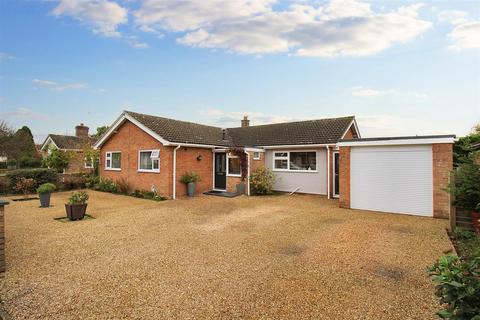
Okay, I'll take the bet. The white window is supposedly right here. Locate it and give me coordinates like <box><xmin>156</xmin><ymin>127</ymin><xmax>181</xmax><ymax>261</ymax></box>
<box><xmin>106</xmin><ymin>151</ymin><xmax>121</xmax><ymax>170</ymax></box>
<box><xmin>84</xmin><ymin>156</ymin><xmax>94</xmax><ymax>168</ymax></box>
<box><xmin>273</xmin><ymin>151</ymin><xmax>317</xmax><ymax>172</ymax></box>
<box><xmin>253</xmin><ymin>152</ymin><xmax>261</xmax><ymax>160</ymax></box>
<box><xmin>138</xmin><ymin>150</ymin><xmax>160</xmax><ymax>172</ymax></box>
<box><xmin>227</xmin><ymin>156</ymin><xmax>241</xmax><ymax>176</ymax></box>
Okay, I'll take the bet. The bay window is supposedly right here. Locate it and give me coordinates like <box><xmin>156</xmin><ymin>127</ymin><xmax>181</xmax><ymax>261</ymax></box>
<box><xmin>273</xmin><ymin>151</ymin><xmax>317</xmax><ymax>172</ymax></box>
<box><xmin>138</xmin><ymin>150</ymin><xmax>160</xmax><ymax>172</ymax></box>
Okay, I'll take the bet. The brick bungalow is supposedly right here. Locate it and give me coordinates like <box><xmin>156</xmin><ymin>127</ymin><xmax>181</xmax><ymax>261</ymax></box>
<box><xmin>40</xmin><ymin>124</ymin><xmax>96</xmax><ymax>174</ymax></box>
<box><xmin>95</xmin><ymin>110</ymin><xmax>454</xmax><ymax>218</ymax></box>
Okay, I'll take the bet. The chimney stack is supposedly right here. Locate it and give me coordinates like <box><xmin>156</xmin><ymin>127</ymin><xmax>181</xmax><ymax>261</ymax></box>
<box><xmin>241</xmin><ymin>115</ymin><xmax>250</xmax><ymax>127</ymax></box>
<box><xmin>75</xmin><ymin>123</ymin><xmax>89</xmax><ymax>138</ymax></box>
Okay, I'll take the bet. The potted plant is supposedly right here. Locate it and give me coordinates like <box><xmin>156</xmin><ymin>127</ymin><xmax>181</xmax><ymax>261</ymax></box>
<box><xmin>65</xmin><ymin>191</ymin><xmax>89</xmax><ymax>220</ymax></box>
<box><xmin>180</xmin><ymin>171</ymin><xmax>201</xmax><ymax>197</ymax></box>
<box><xmin>37</xmin><ymin>183</ymin><xmax>56</xmax><ymax>208</ymax></box>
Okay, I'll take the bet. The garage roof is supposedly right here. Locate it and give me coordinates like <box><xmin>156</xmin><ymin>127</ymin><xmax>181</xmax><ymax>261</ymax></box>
<box><xmin>338</xmin><ymin>134</ymin><xmax>456</xmax><ymax>146</ymax></box>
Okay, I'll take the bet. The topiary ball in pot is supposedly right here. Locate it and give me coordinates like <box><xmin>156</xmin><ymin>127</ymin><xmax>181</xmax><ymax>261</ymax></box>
<box><xmin>37</xmin><ymin>183</ymin><xmax>56</xmax><ymax>208</ymax></box>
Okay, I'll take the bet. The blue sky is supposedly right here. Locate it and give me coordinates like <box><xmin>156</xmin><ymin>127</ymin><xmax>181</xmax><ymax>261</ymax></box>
<box><xmin>0</xmin><ymin>0</ymin><xmax>479</xmax><ymax>143</ymax></box>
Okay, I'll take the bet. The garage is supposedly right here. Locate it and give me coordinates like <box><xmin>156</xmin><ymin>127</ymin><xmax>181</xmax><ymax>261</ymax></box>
<box><xmin>337</xmin><ymin>135</ymin><xmax>455</xmax><ymax>218</ymax></box>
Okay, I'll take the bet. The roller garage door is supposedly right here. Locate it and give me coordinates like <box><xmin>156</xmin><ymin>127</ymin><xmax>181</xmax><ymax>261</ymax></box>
<box><xmin>350</xmin><ymin>145</ymin><xmax>433</xmax><ymax>216</ymax></box>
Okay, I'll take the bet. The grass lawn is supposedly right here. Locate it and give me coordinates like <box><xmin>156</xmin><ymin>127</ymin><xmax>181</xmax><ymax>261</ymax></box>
<box><xmin>0</xmin><ymin>191</ymin><xmax>451</xmax><ymax>319</ymax></box>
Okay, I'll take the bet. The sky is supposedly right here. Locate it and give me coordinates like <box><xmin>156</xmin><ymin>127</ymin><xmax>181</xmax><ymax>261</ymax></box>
<box><xmin>0</xmin><ymin>0</ymin><xmax>479</xmax><ymax>143</ymax></box>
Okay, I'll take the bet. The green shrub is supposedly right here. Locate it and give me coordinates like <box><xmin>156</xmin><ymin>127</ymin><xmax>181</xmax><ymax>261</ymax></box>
<box><xmin>67</xmin><ymin>191</ymin><xmax>89</xmax><ymax>205</ymax></box>
<box><xmin>42</xmin><ymin>148</ymin><xmax>70</xmax><ymax>173</ymax></box>
<box><xmin>36</xmin><ymin>183</ymin><xmax>56</xmax><ymax>194</ymax></box>
<box><xmin>14</xmin><ymin>177</ymin><xmax>35</xmax><ymax>197</ymax></box>
<box><xmin>116</xmin><ymin>178</ymin><xmax>130</xmax><ymax>194</ymax></box>
<box><xmin>93</xmin><ymin>177</ymin><xmax>118</xmax><ymax>193</ymax></box>
<box><xmin>0</xmin><ymin>162</ymin><xmax>6</xmax><ymax>169</ymax></box>
<box><xmin>18</xmin><ymin>156</ymin><xmax>42</xmax><ymax>168</ymax></box>
<box><xmin>6</xmin><ymin>168</ymin><xmax>57</xmax><ymax>193</ymax></box>
<box><xmin>429</xmin><ymin>254</ymin><xmax>480</xmax><ymax>319</ymax></box>
<box><xmin>250</xmin><ymin>167</ymin><xmax>276</xmax><ymax>195</ymax></box>
<box><xmin>85</xmin><ymin>175</ymin><xmax>100</xmax><ymax>189</ymax></box>
<box><xmin>180</xmin><ymin>171</ymin><xmax>201</xmax><ymax>184</ymax></box>
<box><xmin>131</xmin><ymin>189</ymin><xmax>167</xmax><ymax>201</ymax></box>
<box><xmin>449</xmin><ymin>159</ymin><xmax>480</xmax><ymax>211</ymax></box>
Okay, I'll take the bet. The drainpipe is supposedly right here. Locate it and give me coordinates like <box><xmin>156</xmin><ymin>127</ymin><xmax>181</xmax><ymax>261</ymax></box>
<box><xmin>172</xmin><ymin>145</ymin><xmax>181</xmax><ymax>200</ymax></box>
<box><xmin>326</xmin><ymin>146</ymin><xmax>330</xmax><ymax>199</ymax></box>
<box><xmin>244</xmin><ymin>150</ymin><xmax>250</xmax><ymax>196</ymax></box>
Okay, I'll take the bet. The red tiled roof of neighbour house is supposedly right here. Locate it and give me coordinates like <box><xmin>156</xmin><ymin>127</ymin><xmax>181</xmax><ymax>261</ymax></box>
<box><xmin>45</xmin><ymin>134</ymin><xmax>96</xmax><ymax>150</ymax></box>
<box><xmin>124</xmin><ymin>111</ymin><xmax>355</xmax><ymax>147</ymax></box>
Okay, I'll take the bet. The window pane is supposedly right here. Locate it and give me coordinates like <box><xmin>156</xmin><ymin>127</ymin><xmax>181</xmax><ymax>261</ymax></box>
<box><xmin>274</xmin><ymin>159</ymin><xmax>288</xmax><ymax>169</ymax></box>
<box><xmin>106</xmin><ymin>159</ymin><xmax>111</xmax><ymax>168</ymax></box>
<box><xmin>139</xmin><ymin>151</ymin><xmax>152</xmax><ymax>170</ymax></box>
<box><xmin>112</xmin><ymin>152</ymin><xmax>121</xmax><ymax>169</ymax></box>
<box><xmin>289</xmin><ymin>152</ymin><xmax>316</xmax><ymax>170</ymax></box>
<box><xmin>150</xmin><ymin>150</ymin><xmax>160</xmax><ymax>158</ymax></box>
<box><xmin>153</xmin><ymin>159</ymin><xmax>159</xmax><ymax>170</ymax></box>
<box><xmin>228</xmin><ymin>157</ymin><xmax>241</xmax><ymax>175</ymax></box>
<box><xmin>254</xmin><ymin>152</ymin><xmax>260</xmax><ymax>159</ymax></box>
<box><xmin>275</xmin><ymin>152</ymin><xmax>287</xmax><ymax>157</ymax></box>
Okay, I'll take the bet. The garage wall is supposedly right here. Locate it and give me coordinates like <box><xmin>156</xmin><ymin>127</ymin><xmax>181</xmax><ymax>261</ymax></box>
<box><xmin>350</xmin><ymin>145</ymin><xmax>433</xmax><ymax>216</ymax></box>
<box><xmin>265</xmin><ymin>148</ymin><xmax>327</xmax><ymax>194</ymax></box>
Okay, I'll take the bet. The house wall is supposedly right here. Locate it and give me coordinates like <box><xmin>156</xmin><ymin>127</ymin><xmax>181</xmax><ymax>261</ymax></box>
<box><xmin>225</xmin><ymin>151</ymin><xmax>265</xmax><ymax>194</ymax></box>
<box><xmin>265</xmin><ymin>148</ymin><xmax>327</xmax><ymax>195</ymax></box>
<box><xmin>99</xmin><ymin>120</ymin><xmax>214</xmax><ymax>198</ymax></box>
<box><xmin>65</xmin><ymin>151</ymin><xmax>94</xmax><ymax>174</ymax></box>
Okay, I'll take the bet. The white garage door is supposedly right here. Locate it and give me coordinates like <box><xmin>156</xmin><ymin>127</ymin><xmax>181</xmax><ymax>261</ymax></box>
<box><xmin>350</xmin><ymin>145</ymin><xmax>433</xmax><ymax>216</ymax></box>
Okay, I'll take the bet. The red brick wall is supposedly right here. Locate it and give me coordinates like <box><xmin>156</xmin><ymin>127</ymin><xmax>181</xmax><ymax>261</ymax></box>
<box><xmin>65</xmin><ymin>151</ymin><xmax>94</xmax><ymax>174</ymax></box>
<box><xmin>175</xmin><ymin>147</ymin><xmax>213</xmax><ymax>197</ymax></box>
<box><xmin>339</xmin><ymin>146</ymin><xmax>350</xmax><ymax>208</ymax></box>
<box><xmin>432</xmin><ymin>144</ymin><xmax>453</xmax><ymax>219</ymax></box>
<box><xmin>99</xmin><ymin>121</ymin><xmax>173</xmax><ymax>197</ymax></box>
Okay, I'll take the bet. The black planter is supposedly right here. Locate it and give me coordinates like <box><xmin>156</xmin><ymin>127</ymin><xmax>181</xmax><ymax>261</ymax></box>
<box><xmin>65</xmin><ymin>204</ymin><xmax>87</xmax><ymax>221</ymax></box>
<box><xmin>39</xmin><ymin>193</ymin><xmax>51</xmax><ymax>208</ymax></box>
<box><xmin>236</xmin><ymin>183</ymin><xmax>246</xmax><ymax>195</ymax></box>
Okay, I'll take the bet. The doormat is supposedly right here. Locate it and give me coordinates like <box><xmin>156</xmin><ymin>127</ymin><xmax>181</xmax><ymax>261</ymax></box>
<box><xmin>203</xmin><ymin>190</ymin><xmax>239</xmax><ymax>198</ymax></box>
<box><xmin>54</xmin><ymin>214</ymin><xmax>95</xmax><ymax>222</ymax></box>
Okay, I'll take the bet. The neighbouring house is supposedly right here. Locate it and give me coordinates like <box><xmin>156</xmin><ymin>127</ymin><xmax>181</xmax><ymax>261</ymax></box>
<box><xmin>94</xmin><ymin>110</ymin><xmax>454</xmax><ymax>218</ymax></box>
<box><xmin>40</xmin><ymin>124</ymin><xmax>96</xmax><ymax>174</ymax></box>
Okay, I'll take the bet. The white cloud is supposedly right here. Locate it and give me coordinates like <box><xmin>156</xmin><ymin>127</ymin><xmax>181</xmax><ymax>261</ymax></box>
<box><xmin>33</xmin><ymin>79</ymin><xmax>88</xmax><ymax>91</ymax></box>
<box><xmin>351</xmin><ymin>86</ymin><xmax>427</xmax><ymax>98</ymax></box>
<box><xmin>357</xmin><ymin>115</ymin><xmax>442</xmax><ymax>137</ymax></box>
<box><xmin>352</xmin><ymin>86</ymin><xmax>381</xmax><ymax>97</ymax></box>
<box><xmin>200</xmin><ymin>109</ymin><xmax>307</xmax><ymax>127</ymax></box>
<box><xmin>438</xmin><ymin>10</ymin><xmax>469</xmax><ymax>25</ymax></box>
<box><xmin>135</xmin><ymin>0</ymin><xmax>431</xmax><ymax>57</ymax></box>
<box><xmin>0</xmin><ymin>52</ymin><xmax>14</xmax><ymax>61</ymax></box>
<box><xmin>51</xmin><ymin>0</ymin><xmax>128</xmax><ymax>37</ymax></box>
<box><xmin>448</xmin><ymin>21</ymin><xmax>480</xmax><ymax>51</ymax></box>
<box><xmin>0</xmin><ymin>107</ymin><xmax>49</xmax><ymax>121</ymax></box>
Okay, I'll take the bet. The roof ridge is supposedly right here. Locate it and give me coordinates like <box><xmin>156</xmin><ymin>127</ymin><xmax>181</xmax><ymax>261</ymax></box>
<box><xmin>124</xmin><ymin>110</ymin><xmax>224</xmax><ymax>130</ymax></box>
<box><xmin>226</xmin><ymin>115</ymin><xmax>355</xmax><ymax>130</ymax></box>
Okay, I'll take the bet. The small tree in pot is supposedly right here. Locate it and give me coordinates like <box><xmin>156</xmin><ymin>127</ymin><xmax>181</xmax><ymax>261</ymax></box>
<box><xmin>37</xmin><ymin>183</ymin><xmax>56</xmax><ymax>208</ymax></box>
<box><xmin>65</xmin><ymin>191</ymin><xmax>89</xmax><ymax>220</ymax></box>
<box><xmin>228</xmin><ymin>148</ymin><xmax>249</xmax><ymax>195</ymax></box>
<box><xmin>180</xmin><ymin>171</ymin><xmax>201</xmax><ymax>197</ymax></box>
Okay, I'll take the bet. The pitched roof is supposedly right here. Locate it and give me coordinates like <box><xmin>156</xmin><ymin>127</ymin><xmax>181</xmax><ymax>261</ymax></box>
<box><xmin>122</xmin><ymin>111</ymin><xmax>355</xmax><ymax>147</ymax></box>
<box><xmin>45</xmin><ymin>134</ymin><xmax>95</xmax><ymax>150</ymax></box>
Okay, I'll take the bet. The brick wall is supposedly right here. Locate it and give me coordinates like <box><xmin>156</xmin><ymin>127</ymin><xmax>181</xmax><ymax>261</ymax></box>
<box><xmin>99</xmin><ymin>120</ymin><xmax>215</xmax><ymax>198</ymax></box>
<box><xmin>432</xmin><ymin>143</ymin><xmax>453</xmax><ymax>219</ymax></box>
<box><xmin>338</xmin><ymin>146</ymin><xmax>350</xmax><ymax>208</ymax></box>
<box><xmin>65</xmin><ymin>151</ymin><xmax>94</xmax><ymax>174</ymax></box>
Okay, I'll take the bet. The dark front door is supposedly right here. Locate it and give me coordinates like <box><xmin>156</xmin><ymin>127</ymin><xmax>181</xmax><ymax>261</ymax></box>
<box><xmin>214</xmin><ymin>153</ymin><xmax>227</xmax><ymax>190</ymax></box>
<box><xmin>334</xmin><ymin>152</ymin><xmax>340</xmax><ymax>197</ymax></box>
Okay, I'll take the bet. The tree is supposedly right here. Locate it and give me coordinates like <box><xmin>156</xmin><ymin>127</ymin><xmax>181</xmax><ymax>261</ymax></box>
<box><xmin>42</xmin><ymin>148</ymin><xmax>70</xmax><ymax>173</ymax></box>
<box><xmin>454</xmin><ymin>122</ymin><xmax>480</xmax><ymax>166</ymax></box>
<box><xmin>91</xmin><ymin>126</ymin><xmax>109</xmax><ymax>140</ymax></box>
<box><xmin>0</xmin><ymin>121</ymin><xmax>15</xmax><ymax>158</ymax></box>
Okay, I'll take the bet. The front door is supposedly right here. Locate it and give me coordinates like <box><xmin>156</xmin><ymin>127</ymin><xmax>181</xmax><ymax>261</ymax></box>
<box><xmin>214</xmin><ymin>153</ymin><xmax>227</xmax><ymax>190</ymax></box>
<box><xmin>333</xmin><ymin>152</ymin><xmax>340</xmax><ymax>197</ymax></box>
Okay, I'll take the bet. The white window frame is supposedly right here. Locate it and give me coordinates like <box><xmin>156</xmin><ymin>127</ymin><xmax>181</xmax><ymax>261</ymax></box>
<box><xmin>138</xmin><ymin>149</ymin><xmax>160</xmax><ymax>173</ymax></box>
<box><xmin>226</xmin><ymin>155</ymin><xmax>241</xmax><ymax>177</ymax></box>
<box><xmin>253</xmin><ymin>152</ymin><xmax>261</xmax><ymax>160</ymax></box>
<box><xmin>105</xmin><ymin>151</ymin><xmax>121</xmax><ymax>171</ymax></box>
<box><xmin>272</xmin><ymin>150</ymin><xmax>317</xmax><ymax>173</ymax></box>
<box><xmin>84</xmin><ymin>157</ymin><xmax>94</xmax><ymax>169</ymax></box>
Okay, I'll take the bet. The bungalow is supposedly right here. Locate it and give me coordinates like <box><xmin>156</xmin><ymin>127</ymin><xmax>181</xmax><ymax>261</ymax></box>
<box><xmin>40</xmin><ymin>123</ymin><xmax>96</xmax><ymax>174</ymax></box>
<box><xmin>94</xmin><ymin>110</ymin><xmax>454</xmax><ymax>218</ymax></box>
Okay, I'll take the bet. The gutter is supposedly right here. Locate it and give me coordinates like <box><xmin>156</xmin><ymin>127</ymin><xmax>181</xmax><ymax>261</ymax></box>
<box><xmin>172</xmin><ymin>145</ymin><xmax>181</xmax><ymax>200</ymax></box>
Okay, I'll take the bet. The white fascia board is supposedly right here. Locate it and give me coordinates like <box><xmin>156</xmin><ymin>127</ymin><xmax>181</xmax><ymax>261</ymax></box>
<box><xmin>337</xmin><ymin>137</ymin><xmax>455</xmax><ymax>147</ymax></box>
<box><xmin>244</xmin><ymin>147</ymin><xmax>265</xmax><ymax>152</ymax></box>
<box><xmin>40</xmin><ymin>136</ymin><xmax>59</xmax><ymax>151</ymax></box>
<box><xmin>263</xmin><ymin>144</ymin><xmax>336</xmax><ymax>149</ymax></box>
<box><xmin>94</xmin><ymin>112</ymin><xmax>171</xmax><ymax>149</ymax></box>
<box><xmin>341</xmin><ymin>118</ymin><xmax>361</xmax><ymax>139</ymax></box>
<box><xmin>172</xmin><ymin>142</ymin><xmax>217</xmax><ymax>149</ymax></box>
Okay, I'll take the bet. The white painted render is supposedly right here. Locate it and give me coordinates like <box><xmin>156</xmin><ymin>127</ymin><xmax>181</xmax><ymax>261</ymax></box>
<box><xmin>350</xmin><ymin>145</ymin><xmax>433</xmax><ymax>216</ymax></box>
<box><xmin>265</xmin><ymin>148</ymin><xmax>327</xmax><ymax>195</ymax></box>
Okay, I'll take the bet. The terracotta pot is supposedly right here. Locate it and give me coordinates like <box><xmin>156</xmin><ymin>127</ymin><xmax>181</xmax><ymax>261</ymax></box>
<box><xmin>65</xmin><ymin>204</ymin><xmax>87</xmax><ymax>221</ymax></box>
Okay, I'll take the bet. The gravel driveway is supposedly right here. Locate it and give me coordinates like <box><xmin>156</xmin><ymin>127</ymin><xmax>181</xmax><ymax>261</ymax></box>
<box><xmin>0</xmin><ymin>191</ymin><xmax>451</xmax><ymax>319</ymax></box>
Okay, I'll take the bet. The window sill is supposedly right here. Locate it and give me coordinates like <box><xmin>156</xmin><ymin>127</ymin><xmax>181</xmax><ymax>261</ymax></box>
<box><xmin>273</xmin><ymin>169</ymin><xmax>318</xmax><ymax>173</ymax></box>
<box><xmin>227</xmin><ymin>173</ymin><xmax>241</xmax><ymax>177</ymax></box>
<box><xmin>105</xmin><ymin>168</ymin><xmax>121</xmax><ymax>171</ymax></box>
<box><xmin>138</xmin><ymin>169</ymin><xmax>160</xmax><ymax>173</ymax></box>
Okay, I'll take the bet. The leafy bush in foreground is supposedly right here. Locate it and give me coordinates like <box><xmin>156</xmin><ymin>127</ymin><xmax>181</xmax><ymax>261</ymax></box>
<box><xmin>7</xmin><ymin>168</ymin><xmax>57</xmax><ymax>193</ymax></box>
<box><xmin>250</xmin><ymin>167</ymin><xmax>276</xmax><ymax>195</ymax></box>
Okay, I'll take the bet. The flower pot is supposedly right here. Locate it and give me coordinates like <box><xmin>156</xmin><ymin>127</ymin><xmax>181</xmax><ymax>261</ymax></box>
<box><xmin>65</xmin><ymin>204</ymin><xmax>87</xmax><ymax>221</ymax></box>
<box><xmin>39</xmin><ymin>193</ymin><xmax>51</xmax><ymax>208</ymax></box>
<box><xmin>187</xmin><ymin>182</ymin><xmax>196</xmax><ymax>197</ymax></box>
<box><xmin>471</xmin><ymin>211</ymin><xmax>480</xmax><ymax>234</ymax></box>
<box><xmin>236</xmin><ymin>183</ymin><xmax>246</xmax><ymax>195</ymax></box>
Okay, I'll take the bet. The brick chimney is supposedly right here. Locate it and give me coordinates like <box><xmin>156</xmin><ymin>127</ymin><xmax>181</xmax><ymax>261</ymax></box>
<box><xmin>241</xmin><ymin>116</ymin><xmax>250</xmax><ymax>127</ymax></box>
<box><xmin>75</xmin><ymin>123</ymin><xmax>89</xmax><ymax>137</ymax></box>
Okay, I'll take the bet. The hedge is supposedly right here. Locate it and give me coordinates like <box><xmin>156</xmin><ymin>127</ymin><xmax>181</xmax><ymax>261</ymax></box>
<box><xmin>6</xmin><ymin>168</ymin><xmax>58</xmax><ymax>193</ymax></box>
